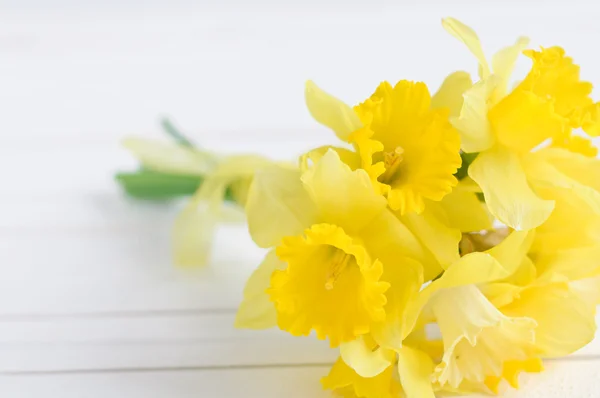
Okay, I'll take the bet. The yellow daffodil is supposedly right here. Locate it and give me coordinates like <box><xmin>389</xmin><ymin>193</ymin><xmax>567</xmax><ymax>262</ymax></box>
<box><xmin>305</xmin><ymin>79</ymin><xmax>462</xmax><ymax>214</ymax></box>
<box><xmin>173</xmin><ymin>154</ymin><xmax>274</xmax><ymax>267</ymax></box>
<box><xmin>440</xmin><ymin>18</ymin><xmax>600</xmax><ymax>231</ymax></box>
<box><xmin>121</xmin><ymin>137</ymin><xmax>272</xmax><ymax>267</ymax></box>
<box><xmin>236</xmin><ymin>150</ymin><xmax>428</xmax><ymax>347</ymax></box>
<box><xmin>390</xmin><ymin>230</ymin><xmax>540</xmax><ymax>396</ymax></box>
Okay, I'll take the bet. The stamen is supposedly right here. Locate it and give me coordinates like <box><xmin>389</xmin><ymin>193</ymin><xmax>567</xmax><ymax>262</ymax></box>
<box><xmin>325</xmin><ymin>249</ymin><xmax>352</xmax><ymax>290</ymax></box>
<box><xmin>379</xmin><ymin>146</ymin><xmax>404</xmax><ymax>183</ymax></box>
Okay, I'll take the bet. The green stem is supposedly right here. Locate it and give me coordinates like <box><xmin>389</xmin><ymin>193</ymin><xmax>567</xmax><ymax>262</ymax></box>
<box><xmin>161</xmin><ymin>118</ymin><xmax>195</xmax><ymax>148</ymax></box>
<box><xmin>115</xmin><ymin>169</ymin><xmax>235</xmax><ymax>202</ymax></box>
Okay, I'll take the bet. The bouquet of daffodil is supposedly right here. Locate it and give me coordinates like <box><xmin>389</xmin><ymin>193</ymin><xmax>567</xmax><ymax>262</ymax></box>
<box><xmin>234</xmin><ymin>18</ymin><xmax>600</xmax><ymax>397</ymax></box>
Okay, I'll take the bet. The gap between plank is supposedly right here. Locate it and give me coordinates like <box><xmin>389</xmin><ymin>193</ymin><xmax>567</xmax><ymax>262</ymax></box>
<box><xmin>0</xmin><ymin>308</ymin><xmax>237</xmax><ymax>322</ymax></box>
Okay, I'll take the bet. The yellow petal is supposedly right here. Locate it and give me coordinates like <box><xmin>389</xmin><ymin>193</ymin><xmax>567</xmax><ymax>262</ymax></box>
<box><xmin>235</xmin><ymin>250</ymin><xmax>285</xmax><ymax>329</ymax></box>
<box><xmin>340</xmin><ymin>336</ymin><xmax>394</xmax><ymax>378</ymax></box>
<box><xmin>468</xmin><ymin>147</ymin><xmax>555</xmax><ymax>230</ymax></box>
<box><xmin>301</xmin><ymin>150</ymin><xmax>387</xmax><ymax>234</ymax></box>
<box><xmin>484</xmin><ymin>358</ymin><xmax>543</xmax><ymax>393</ymax></box>
<box><xmin>442</xmin><ymin>17</ymin><xmax>490</xmax><ymax>77</ymax></box>
<box><xmin>122</xmin><ymin>137</ymin><xmax>217</xmax><ymax>175</ymax></box>
<box><xmin>300</xmin><ymin>145</ymin><xmax>361</xmax><ymax>172</ymax></box>
<box><xmin>172</xmin><ymin>177</ymin><xmax>226</xmax><ymax>267</ymax></box>
<box><xmin>371</xmin><ymin>256</ymin><xmax>423</xmax><ymax>350</ymax></box>
<box><xmin>486</xmin><ymin>230</ymin><xmax>535</xmax><ymax>276</ymax></box>
<box><xmin>403</xmin><ymin>252</ymin><xmax>509</xmax><ymax>339</ymax></box>
<box><xmin>431</xmin><ymin>71</ymin><xmax>473</xmax><ymax>117</ymax></box>
<box><xmin>534</xmin><ymin>245</ymin><xmax>600</xmax><ymax>284</ymax></box>
<box><xmin>358</xmin><ymin>210</ymin><xmax>437</xmax><ymax>281</ymax></box>
<box><xmin>270</xmin><ymin>224</ymin><xmax>389</xmax><ymax>347</ymax></box>
<box><xmin>431</xmin><ymin>285</ymin><xmax>536</xmax><ymax>388</ymax></box>
<box><xmin>173</xmin><ymin>155</ymin><xmax>272</xmax><ymax>267</ymax></box>
<box><xmin>491</xmin><ymin>36</ymin><xmax>530</xmax><ymax>102</ymax></box>
<box><xmin>501</xmin><ymin>283</ymin><xmax>596</xmax><ymax>357</ymax></box>
<box><xmin>397</xmin><ymin>346</ymin><xmax>436</xmax><ymax>398</ymax></box>
<box><xmin>532</xmin><ymin>188</ymin><xmax>600</xmax><ymax>253</ymax></box>
<box><xmin>246</xmin><ymin>164</ymin><xmax>318</xmax><ymax>248</ymax></box>
<box><xmin>489</xmin><ymin>89</ymin><xmax>565</xmax><ymax>152</ymax></box>
<box><xmin>321</xmin><ymin>357</ymin><xmax>401</xmax><ymax>398</ymax></box>
<box><xmin>451</xmin><ymin>76</ymin><xmax>498</xmax><ymax>153</ymax></box>
<box><xmin>438</xmin><ymin>185</ymin><xmax>493</xmax><ymax>232</ymax></box>
<box><xmin>401</xmin><ymin>208</ymin><xmax>461</xmax><ymax>270</ymax></box>
<box><xmin>525</xmin><ymin>148</ymin><xmax>600</xmax><ymax>215</ymax></box>
<box><xmin>305</xmin><ymin>80</ymin><xmax>363</xmax><ymax>142</ymax></box>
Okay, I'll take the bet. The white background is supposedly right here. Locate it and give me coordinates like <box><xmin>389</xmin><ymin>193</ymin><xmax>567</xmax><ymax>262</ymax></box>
<box><xmin>0</xmin><ymin>1</ymin><xmax>599</xmax><ymax>396</ymax></box>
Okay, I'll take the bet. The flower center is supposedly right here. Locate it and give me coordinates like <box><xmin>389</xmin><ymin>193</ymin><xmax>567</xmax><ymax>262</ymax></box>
<box><xmin>325</xmin><ymin>248</ymin><xmax>353</xmax><ymax>290</ymax></box>
<box><xmin>378</xmin><ymin>146</ymin><xmax>404</xmax><ymax>184</ymax></box>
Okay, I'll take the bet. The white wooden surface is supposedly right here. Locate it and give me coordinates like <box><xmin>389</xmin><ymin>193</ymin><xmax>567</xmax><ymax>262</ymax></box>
<box><xmin>1</xmin><ymin>1</ymin><xmax>600</xmax><ymax>396</ymax></box>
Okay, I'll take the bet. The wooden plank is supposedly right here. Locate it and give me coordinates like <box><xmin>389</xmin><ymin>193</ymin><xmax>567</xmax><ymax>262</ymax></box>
<box><xmin>0</xmin><ymin>358</ymin><xmax>599</xmax><ymax>398</ymax></box>
<box><xmin>0</xmin><ymin>224</ymin><xmax>265</xmax><ymax>314</ymax></box>
<box><xmin>0</xmin><ymin>313</ymin><xmax>335</xmax><ymax>372</ymax></box>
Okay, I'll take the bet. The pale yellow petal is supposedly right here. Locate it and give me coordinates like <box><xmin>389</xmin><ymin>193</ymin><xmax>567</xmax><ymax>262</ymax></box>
<box><xmin>491</xmin><ymin>36</ymin><xmax>530</xmax><ymax>102</ymax></box>
<box><xmin>172</xmin><ymin>178</ymin><xmax>226</xmax><ymax>267</ymax></box>
<box><xmin>235</xmin><ymin>250</ymin><xmax>285</xmax><ymax>329</ymax></box>
<box><xmin>486</xmin><ymin>230</ymin><xmax>534</xmax><ymax>276</ymax></box>
<box><xmin>442</xmin><ymin>17</ymin><xmax>490</xmax><ymax>77</ymax></box>
<box><xmin>340</xmin><ymin>337</ymin><xmax>393</xmax><ymax>378</ymax></box>
<box><xmin>371</xmin><ymin>256</ymin><xmax>423</xmax><ymax>350</ymax></box>
<box><xmin>305</xmin><ymin>80</ymin><xmax>362</xmax><ymax>142</ymax></box>
<box><xmin>501</xmin><ymin>283</ymin><xmax>596</xmax><ymax>357</ymax></box>
<box><xmin>431</xmin><ymin>71</ymin><xmax>473</xmax><ymax>117</ymax></box>
<box><xmin>122</xmin><ymin>137</ymin><xmax>217</xmax><ymax>175</ymax></box>
<box><xmin>401</xmin><ymin>208</ymin><xmax>461</xmax><ymax>270</ymax></box>
<box><xmin>397</xmin><ymin>346</ymin><xmax>436</xmax><ymax>398</ymax></box>
<box><xmin>300</xmin><ymin>145</ymin><xmax>361</xmax><ymax>172</ymax></box>
<box><xmin>532</xmin><ymin>188</ymin><xmax>600</xmax><ymax>253</ymax></box>
<box><xmin>302</xmin><ymin>150</ymin><xmax>387</xmax><ymax>234</ymax></box>
<box><xmin>359</xmin><ymin>210</ymin><xmax>437</xmax><ymax>281</ymax></box>
<box><xmin>403</xmin><ymin>252</ymin><xmax>508</xmax><ymax>339</ymax></box>
<box><xmin>246</xmin><ymin>164</ymin><xmax>318</xmax><ymax>248</ymax></box>
<box><xmin>451</xmin><ymin>76</ymin><xmax>498</xmax><ymax>153</ymax></box>
<box><xmin>525</xmin><ymin>148</ymin><xmax>600</xmax><ymax>215</ymax></box>
<box><xmin>438</xmin><ymin>186</ymin><xmax>493</xmax><ymax>232</ymax></box>
<box><xmin>469</xmin><ymin>147</ymin><xmax>555</xmax><ymax>231</ymax></box>
<box><xmin>321</xmin><ymin>357</ymin><xmax>401</xmax><ymax>398</ymax></box>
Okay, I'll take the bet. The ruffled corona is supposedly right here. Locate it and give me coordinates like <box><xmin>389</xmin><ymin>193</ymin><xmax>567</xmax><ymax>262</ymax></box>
<box><xmin>352</xmin><ymin>81</ymin><xmax>462</xmax><ymax>214</ymax></box>
<box><xmin>431</xmin><ymin>285</ymin><xmax>537</xmax><ymax>388</ymax></box>
<box><xmin>268</xmin><ymin>224</ymin><xmax>389</xmax><ymax>347</ymax></box>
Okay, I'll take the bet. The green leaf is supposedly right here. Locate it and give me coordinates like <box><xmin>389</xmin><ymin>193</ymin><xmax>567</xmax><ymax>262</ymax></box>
<box><xmin>115</xmin><ymin>169</ymin><xmax>237</xmax><ymax>202</ymax></box>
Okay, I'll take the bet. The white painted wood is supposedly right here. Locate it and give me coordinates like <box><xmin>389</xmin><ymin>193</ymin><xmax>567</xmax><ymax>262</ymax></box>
<box><xmin>0</xmin><ymin>360</ymin><xmax>598</xmax><ymax>398</ymax></box>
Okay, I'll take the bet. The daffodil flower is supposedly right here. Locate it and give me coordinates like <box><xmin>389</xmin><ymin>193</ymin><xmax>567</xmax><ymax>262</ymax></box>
<box><xmin>305</xmin><ymin>78</ymin><xmax>462</xmax><ymax>215</ymax></box>
<box><xmin>440</xmin><ymin>18</ymin><xmax>600</xmax><ymax>231</ymax></box>
<box><xmin>118</xmin><ymin>136</ymin><xmax>273</xmax><ymax>268</ymax></box>
<box><xmin>376</xmin><ymin>230</ymin><xmax>539</xmax><ymax>396</ymax></box>
<box><xmin>236</xmin><ymin>150</ymin><xmax>430</xmax><ymax>347</ymax></box>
